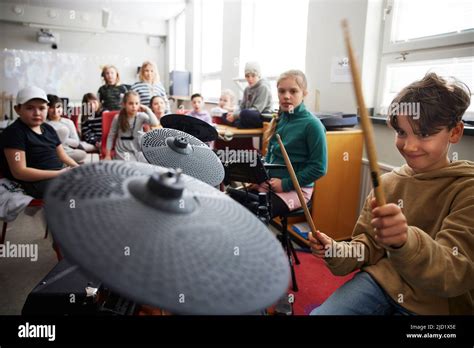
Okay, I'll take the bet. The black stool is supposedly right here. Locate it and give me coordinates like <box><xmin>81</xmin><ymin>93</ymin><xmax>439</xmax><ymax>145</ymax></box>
<box><xmin>276</xmin><ymin>201</ymin><xmax>312</xmax><ymax>292</ymax></box>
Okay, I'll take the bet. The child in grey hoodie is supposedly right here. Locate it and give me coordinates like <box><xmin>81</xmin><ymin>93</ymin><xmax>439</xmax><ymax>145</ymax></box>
<box><xmin>225</xmin><ymin>61</ymin><xmax>272</xmax><ymax>128</ymax></box>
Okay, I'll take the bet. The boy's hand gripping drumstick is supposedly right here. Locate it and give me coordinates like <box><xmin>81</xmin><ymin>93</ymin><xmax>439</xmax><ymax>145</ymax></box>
<box><xmin>342</xmin><ymin>19</ymin><xmax>386</xmax><ymax>206</ymax></box>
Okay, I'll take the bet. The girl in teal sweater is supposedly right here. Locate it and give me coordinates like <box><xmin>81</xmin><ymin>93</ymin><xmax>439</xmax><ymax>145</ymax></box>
<box><xmin>229</xmin><ymin>70</ymin><xmax>327</xmax><ymax>217</ymax></box>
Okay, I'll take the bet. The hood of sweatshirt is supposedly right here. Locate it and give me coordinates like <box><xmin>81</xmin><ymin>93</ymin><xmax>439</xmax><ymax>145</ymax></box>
<box><xmin>393</xmin><ymin>160</ymin><xmax>474</xmax><ymax>180</ymax></box>
<box><xmin>249</xmin><ymin>78</ymin><xmax>271</xmax><ymax>91</ymax></box>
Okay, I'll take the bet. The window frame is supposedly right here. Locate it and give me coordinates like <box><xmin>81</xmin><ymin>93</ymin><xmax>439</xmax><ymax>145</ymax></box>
<box><xmin>382</xmin><ymin>0</ymin><xmax>474</xmax><ymax>54</ymax></box>
<box><xmin>376</xmin><ymin>0</ymin><xmax>474</xmax><ymax>118</ymax></box>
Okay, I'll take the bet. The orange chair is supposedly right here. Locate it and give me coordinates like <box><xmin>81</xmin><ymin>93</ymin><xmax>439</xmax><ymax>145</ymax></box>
<box><xmin>100</xmin><ymin>110</ymin><xmax>119</xmax><ymax>159</ymax></box>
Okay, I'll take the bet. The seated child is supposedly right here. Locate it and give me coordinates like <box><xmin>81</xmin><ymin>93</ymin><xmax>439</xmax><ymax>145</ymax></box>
<box><xmin>132</xmin><ymin>61</ymin><xmax>170</xmax><ymax>113</ymax></box>
<box><xmin>186</xmin><ymin>93</ymin><xmax>212</xmax><ymax>125</ymax></box>
<box><xmin>228</xmin><ymin>69</ymin><xmax>327</xmax><ymax>217</ymax></box>
<box><xmin>105</xmin><ymin>91</ymin><xmax>158</xmax><ymax>161</ymax></box>
<box><xmin>80</xmin><ymin>92</ymin><xmax>103</xmax><ymax>152</ymax></box>
<box><xmin>210</xmin><ymin>89</ymin><xmax>236</xmax><ymax>119</ymax></box>
<box><xmin>46</xmin><ymin>94</ymin><xmax>87</xmax><ymax>163</ymax></box>
<box><xmin>149</xmin><ymin>95</ymin><xmax>167</xmax><ymax>123</ymax></box>
<box><xmin>225</xmin><ymin>61</ymin><xmax>272</xmax><ymax>128</ymax></box>
<box><xmin>97</xmin><ymin>65</ymin><xmax>129</xmax><ymax>111</ymax></box>
<box><xmin>0</xmin><ymin>86</ymin><xmax>79</xmax><ymax>198</ymax></box>
<box><xmin>309</xmin><ymin>73</ymin><xmax>473</xmax><ymax>315</ymax></box>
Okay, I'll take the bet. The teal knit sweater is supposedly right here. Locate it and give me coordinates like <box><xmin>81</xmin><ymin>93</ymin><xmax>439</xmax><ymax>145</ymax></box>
<box><xmin>265</xmin><ymin>103</ymin><xmax>327</xmax><ymax>192</ymax></box>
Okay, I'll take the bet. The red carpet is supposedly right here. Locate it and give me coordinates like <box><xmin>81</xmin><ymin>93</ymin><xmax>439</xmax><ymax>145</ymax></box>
<box><xmin>289</xmin><ymin>251</ymin><xmax>358</xmax><ymax>315</ymax></box>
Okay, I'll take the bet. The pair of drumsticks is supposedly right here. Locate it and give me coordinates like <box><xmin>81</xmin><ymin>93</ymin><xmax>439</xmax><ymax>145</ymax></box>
<box><xmin>276</xmin><ymin>20</ymin><xmax>385</xmax><ymax>241</ymax></box>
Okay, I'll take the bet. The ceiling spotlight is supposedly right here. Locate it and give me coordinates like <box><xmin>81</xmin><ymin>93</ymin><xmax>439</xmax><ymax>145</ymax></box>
<box><xmin>102</xmin><ymin>8</ymin><xmax>111</xmax><ymax>28</ymax></box>
<box><xmin>13</xmin><ymin>5</ymin><xmax>24</xmax><ymax>16</ymax></box>
<box><xmin>47</xmin><ymin>9</ymin><xmax>58</xmax><ymax>19</ymax></box>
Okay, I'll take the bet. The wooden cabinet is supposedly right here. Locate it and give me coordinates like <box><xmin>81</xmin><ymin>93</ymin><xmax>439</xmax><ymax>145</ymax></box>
<box><xmin>275</xmin><ymin>129</ymin><xmax>363</xmax><ymax>244</ymax></box>
<box><xmin>311</xmin><ymin>129</ymin><xmax>363</xmax><ymax>241</ymax></box>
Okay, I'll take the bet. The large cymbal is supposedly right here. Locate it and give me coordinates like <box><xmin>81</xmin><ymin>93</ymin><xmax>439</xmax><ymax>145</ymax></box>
<box><xmin>44</xmin><ymin>161</ymin><xmax>290</xmax><ymax>315</ymax></box>
<box><xmin>160</xmin><ymin>114</ymin><xmax>218</xmax><ymax>142</ymax></box>
<box><xmin>141</xmin><ymin>128</ymin><xmax>224</xmax><ymax>187</ymax></box>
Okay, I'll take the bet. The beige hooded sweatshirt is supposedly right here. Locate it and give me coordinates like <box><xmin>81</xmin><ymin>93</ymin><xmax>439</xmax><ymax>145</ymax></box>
<box><xmin>325</xmin><ymin>160</ymin><xmax>474</xmax><ymax>314</ymax></box>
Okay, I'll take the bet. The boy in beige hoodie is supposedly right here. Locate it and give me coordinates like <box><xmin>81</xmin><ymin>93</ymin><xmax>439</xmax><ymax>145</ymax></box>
<box><xmin>310</xmin><ymin>73</ymin><xmax>473</xmax><ymax>315</ymax></box>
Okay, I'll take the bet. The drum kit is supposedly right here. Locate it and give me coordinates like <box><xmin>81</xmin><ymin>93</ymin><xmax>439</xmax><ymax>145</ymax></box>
<box><xmin>37</xmin><ymin>114</ymin><xmax>291</xmax><ymax>315</ymax></box>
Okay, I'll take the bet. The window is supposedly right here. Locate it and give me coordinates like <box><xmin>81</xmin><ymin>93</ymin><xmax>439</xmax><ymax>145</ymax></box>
<box><xmin>200</xmin><ymin>0</ymin><xmax>223</xmax><ymax>100</ymax></box>
<box><xmin>239</xmin><ymin>0</ymin><xmax>309</xmax><ymax>77</ymax></box>
<box><xmin>377</xmin><ymin>0</ymin><xmax>474</xmax><ymax>119</ymax></box>
<box><xmin>175</xmin><ymin>10</ymin><xmax>186</xmax><ymax>71</ymax></box>
<box><xmin>391</xmin><ymin>0</ymin><xmax>473</xmax><ymax>42</ymax></box>
<box><xmin>381</xmin><ymin>55</ymin><xmax>474</xmax><ymax>115</ymax></box>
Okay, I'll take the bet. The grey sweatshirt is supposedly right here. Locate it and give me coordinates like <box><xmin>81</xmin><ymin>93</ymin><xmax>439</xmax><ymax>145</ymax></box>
<box><xmin>236</xmin><ymin>78</ymin><xmax>272</xmax><ymax>117</ymax></box>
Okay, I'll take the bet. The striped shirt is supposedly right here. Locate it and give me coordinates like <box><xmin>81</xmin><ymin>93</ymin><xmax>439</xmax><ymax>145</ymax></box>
<box><xmin>81</xmin><ymin>111</ymin><xmax>103</xmax><ymax>145</ymax></box>
<box><xmin>131</xmin><ymin>81</ymin><xmax>170</xmax><ymax>112</ymax></box>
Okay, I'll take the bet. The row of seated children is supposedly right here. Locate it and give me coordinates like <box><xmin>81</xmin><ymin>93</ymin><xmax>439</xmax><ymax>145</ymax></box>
<box><xmin>98</xmin><ymin>61</ymin><xmax>170</xmax><ymax>113</ymax></box>
<box><xmin>99</xmin><ymin>60</ymin><xmax>272</xmax><ymax>131</ymax></box>
<box><xmin>80</xmin><ymin>92</ymin><xmax>168</xmax><ymax>155</ymax></box>
<box><xmin>172</xmin><ymin>61</ymin><xmax>273</xmax><ymax>129</ymax></box>
<box><xmin>0</xmin><ymin>86</ymin><xmax>169</xmax><ymax>198</ymax></box>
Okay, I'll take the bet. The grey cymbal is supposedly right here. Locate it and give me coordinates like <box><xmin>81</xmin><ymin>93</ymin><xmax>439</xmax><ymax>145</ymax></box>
<box><xmin>44</xmin><ymin>161</ymin><xmax>290</xmax><ymax>315</ymax></box>
<box><xmin>141</xmin><ymin>128</ymin><xmax>224</xmax><ymax>187</ymax></box>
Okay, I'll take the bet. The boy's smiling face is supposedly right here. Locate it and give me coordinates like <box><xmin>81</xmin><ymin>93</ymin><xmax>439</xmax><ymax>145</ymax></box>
<box><xmin>394</xmin><ymin>115</ymin><xmax>463</xmax><ymax>173</ymax></box>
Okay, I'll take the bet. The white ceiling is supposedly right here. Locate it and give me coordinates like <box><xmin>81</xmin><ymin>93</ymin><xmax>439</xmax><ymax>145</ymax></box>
<box><xmin>0</xmin><ymin>0</ymin><xmax>186</xmax><ymax>20</ymax></box>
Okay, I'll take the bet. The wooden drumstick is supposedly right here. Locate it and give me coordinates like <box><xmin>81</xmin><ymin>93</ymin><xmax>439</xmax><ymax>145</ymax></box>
<box><xmin>342</xmin><ymin>19</ymin><xmax>386</xmax><ymax>206</ymax></box>
<box><xmin>276</xmin><ymin>134</ymin><xmax>317</xmax><ymax>237</ymax></box>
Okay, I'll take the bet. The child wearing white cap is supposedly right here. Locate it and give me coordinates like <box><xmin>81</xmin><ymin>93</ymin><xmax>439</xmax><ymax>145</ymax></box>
<box><xmin>0</xmin><ymin>86</ymin><xmax>79</xmax><ymax>198</ymax></box>
<box><xmin>225</xmin><ymin>61</ymin><xmax>272</xmax><ymax>128</ymax></box>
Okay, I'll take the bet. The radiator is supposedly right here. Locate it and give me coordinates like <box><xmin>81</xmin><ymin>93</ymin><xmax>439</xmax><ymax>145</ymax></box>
<box><xmin>358</xmin><ymin>159</ymin><xmax>396</xmax><ymax>214</ymax></box>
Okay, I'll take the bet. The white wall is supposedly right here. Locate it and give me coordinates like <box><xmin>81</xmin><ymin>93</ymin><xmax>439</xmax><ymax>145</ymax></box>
<box><xmin>0</xmin><ymin>21</ymin><xmax>166</xmax><ymax>102</ymax></box>
<box><xmin>305</xmin><ymin>0</ymin><xmax>369</xmax><ymax>113</ymax></box>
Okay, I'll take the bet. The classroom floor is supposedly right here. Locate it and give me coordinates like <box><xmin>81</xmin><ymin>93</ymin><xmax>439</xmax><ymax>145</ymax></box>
<box><xmin>0</xmin><ymin>208</ymin><xmax>57</xmax><ymax>315</ymax></box>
